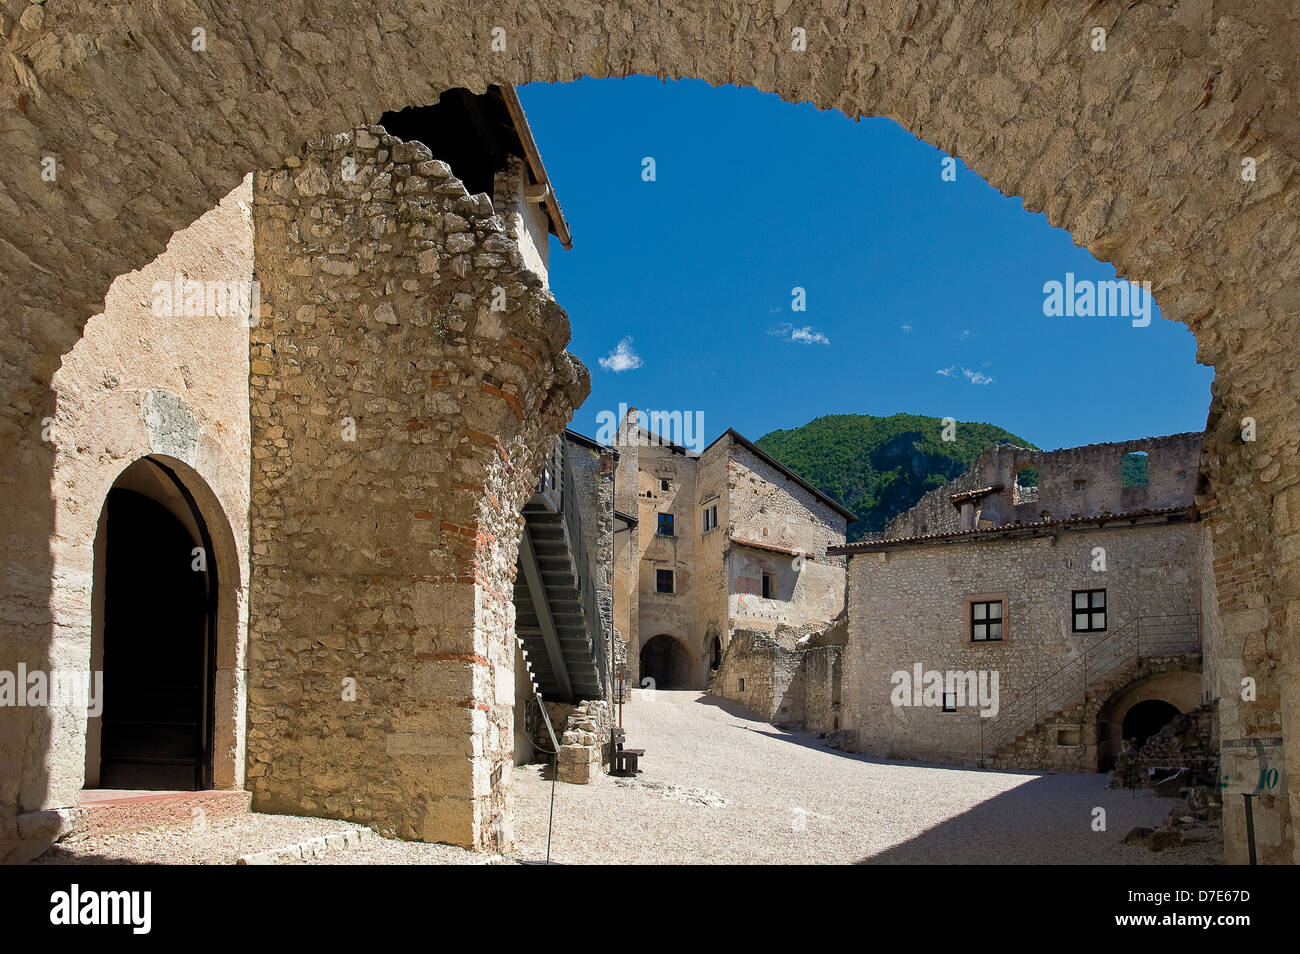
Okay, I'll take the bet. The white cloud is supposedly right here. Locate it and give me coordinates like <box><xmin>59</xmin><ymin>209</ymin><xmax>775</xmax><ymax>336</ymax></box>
<box><xmin>936</xmin><ymin>365</ymin><xmax>995</xmax><ymax>385</ymax></box>
<box><xmin>770</xmin><ymin>322</ymin><xmax>830</xmax><ymax>345</ymax></box>
<box><xmin>599</xmin><ymin>336</ymin><xmax>643</xmax><ymax>372</ymax></box>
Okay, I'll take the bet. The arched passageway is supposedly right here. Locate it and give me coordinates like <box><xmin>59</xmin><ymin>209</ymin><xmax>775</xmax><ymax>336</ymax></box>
<box><xmin>1122</xmin><ymin>700</ymin><xmax>1181</xmax><ymax>748</ymax></box>
<box><xmin>1096</xmin><ymin>669</ymin><xmax>1200</xmax><ymax>773</ymax></box>
<box><xmin>87</xmin><ymin>458</ymin><xmax>217</xmax><ymax>791</ymax></box>
<box><xmin>640</xmin><ymin>635</ymin><xmax>693</xmax><ymax>689</ymax></box>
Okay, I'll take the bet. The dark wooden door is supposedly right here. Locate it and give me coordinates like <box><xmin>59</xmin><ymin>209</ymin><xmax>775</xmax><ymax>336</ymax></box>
<box><xmin>99</xmin><ymin>488</ymin><xmax>210</xmax><ymax>790</ymax></box>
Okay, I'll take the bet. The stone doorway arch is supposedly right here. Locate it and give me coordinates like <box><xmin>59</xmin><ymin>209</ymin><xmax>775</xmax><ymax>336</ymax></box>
<box><xmin>640</xmin><ymin>634</ymin><xmax>693</xmax><ymax>690</ymax></box>
<box><xmin>84</xmin><ymin>455</ymin><xmax>245</xmax><ymax>795</ymax></box>
<box><xmin>1122</xmin><ymin>699</ymin><xmax>1182</xmax><ymax>748</ymax></box>
<box><xmin>1096</xmin><ymin>669</ymin><xmax>1201</xmax><ymax>773</ymax></box>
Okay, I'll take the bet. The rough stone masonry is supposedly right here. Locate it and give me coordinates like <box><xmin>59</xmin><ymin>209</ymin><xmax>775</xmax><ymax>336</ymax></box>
<box><xmin>247</xmin><ymin>126</ymin><xmax>586</xmax><ymax>849</ymax></box>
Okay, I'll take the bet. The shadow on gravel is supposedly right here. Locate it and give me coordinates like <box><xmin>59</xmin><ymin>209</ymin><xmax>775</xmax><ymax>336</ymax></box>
<box><xmin>29</xmin><ymin>845</ymin><xmax>167</xmax><ymax>865</ymax></box>
<box><xmin>695</xmin><ymin>693</ymin><xmax>1047</xmax><ymax>775</ymax></box>
<box><xmin>857</xmin><ymin>776</ymin><xmax>1174</xmax><ymax>864</ymax></box>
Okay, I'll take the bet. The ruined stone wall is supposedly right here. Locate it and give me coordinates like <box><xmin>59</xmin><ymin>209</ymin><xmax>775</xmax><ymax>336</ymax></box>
<box><xmin>842</xmin><ymin>522</ymin><xmax>1202</xmax><ymax>766</ymax></box>
<box><xmin>725</xmin><ymin>441</ymin><xmax>847</xmax><ymax>639</ymax></box>
<box><xmin>712</xmin><ymin>629</ymin><xmax>799</xmax><ymax>723</ymax></box>
<box><xmin>882</xmin><ymin>465</ymin><xmax>986</xmax><ymax>541</ymax></box>
<box><xmin>885</xmin><ymin>434</ymin><xmax>1202</xmax><ymax>539</ymax></box>
<box><xmin>246</xmin><ymin>126</ymin><xmax>584</xmax><ymax>850</ymax></box>
<box><xmin>711</xmin><ymin>629</ymin><xmax>841</xmax><ymax>734</ymax></box>
<box><xmin>493</xmin><ymin>156</ymin><xmax>551</xmax><ymax>288</ymax></box>
<box><xmin>5</xmin><ymin>0</ymin><xmax>1300</xmax><ymax>865</ymax></box>
<box><xmin>1109</xmin><ymin>701</ymin><xmax>1218</xmax><ymax>790</ymax></box>
<box><xmin>800</xmin><ymin>645</ymin><xmax>842</xmax><ymax>735</ymax></box>
<box><xmin>0</xmin><ymin>178</ymin><xmax>255</xmax><ymax>863</ymax></box>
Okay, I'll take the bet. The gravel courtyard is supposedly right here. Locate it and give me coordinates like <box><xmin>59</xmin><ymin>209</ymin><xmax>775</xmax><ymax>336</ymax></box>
<box><xmin>34</xmin><ymin>689</ymin><xmax>1218</xmax><ymax>865</ymax></box>
<box><xmin>511</xmin><ymin>690</ymin><xmax>1220</xmax><ymax>864</ymax></box>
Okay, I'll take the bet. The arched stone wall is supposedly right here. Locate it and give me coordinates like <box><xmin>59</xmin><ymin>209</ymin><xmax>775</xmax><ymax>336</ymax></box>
<box><xmin>1097</xmin><ymin>669</ymin><xmax>1203</xmax><ymax>765</ymax></box>
<box><xmin>2</xmin><ymin>0</ymin><xmax>1298</xmax><ymax>861</ymax></box>
<box><xmin>640</xmin><ymin>632</ymin><xmax>695</xmax><ymax>690</ymax></box>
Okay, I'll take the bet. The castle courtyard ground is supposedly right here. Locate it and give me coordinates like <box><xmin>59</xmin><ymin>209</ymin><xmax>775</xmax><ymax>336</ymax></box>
<box><xmin>510</xmin><ymin>689</ymin><xmax>1219</xmax><ymax>865</ymax></box>
<box><xmin>34</xmin><ymin>689</ymin><xmax>1217</xmax><ymax>865</ymax></box>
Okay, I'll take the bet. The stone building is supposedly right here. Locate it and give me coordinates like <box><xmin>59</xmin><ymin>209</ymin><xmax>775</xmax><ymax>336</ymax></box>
<box><xmin>829</xmin><ymin>433</ymin><xmax>1214</xmax><ymax>777</ymax></box>
<box><xmin>612</xmin><ymin>411</ymin><xmax>853</xmax><ymax>690</ymax></box>
<box><xmin>1</xmin><ymin>85</ymin><xmax>590</xmax><ymax>862</ymax></box>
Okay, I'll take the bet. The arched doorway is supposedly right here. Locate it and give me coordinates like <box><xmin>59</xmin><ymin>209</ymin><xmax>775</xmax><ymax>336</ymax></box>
<box><xmin>86</xmin><ymin>457</ymin><xmax>218</xmax><ymax>791</ymax></box>
<box><xmin>640</xmin><ymin>634</ymin><xmax>692</xmax><ymax>689</ymax></box>
<box><xmin>1122</xmin><ymin>700</ymin><xmax>1181</xmax><ymax>747</ymax></box>
<box><xmin>710</xmin><ymin>636</ymin><xmax>722</xmax><ymax>671</ymax></box>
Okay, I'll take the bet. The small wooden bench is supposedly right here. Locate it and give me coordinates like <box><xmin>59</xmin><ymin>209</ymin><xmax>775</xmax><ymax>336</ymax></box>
<box><xmin>611</xmin><ymin>747</ymin><xmax>644</xmax><ymax>776</ymax></box>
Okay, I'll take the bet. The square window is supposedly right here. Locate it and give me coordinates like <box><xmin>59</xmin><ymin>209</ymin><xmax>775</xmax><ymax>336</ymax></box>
<box><xmin>656</xmin><ymin>569</ymin><xmax>674</xmax><ymax>594</ymax></box>
<box><xmin>1071</xmin><ymin>589</ymin><xmax>1106</xmax><ymax>632</ymax></box>
<box><xmin>657</xmin><ymin>513</ymin><xmax>674</xmax><ymax>536</ymax></box>
<box><xmin>970</xmin><ymin>600</ymin><xmax>1004</xmax><ymax>641</ymax></box>
<box><xmin>660</xmin><ymin>479</ymin><xmax>670</xmax><ymax>491</ymax></box>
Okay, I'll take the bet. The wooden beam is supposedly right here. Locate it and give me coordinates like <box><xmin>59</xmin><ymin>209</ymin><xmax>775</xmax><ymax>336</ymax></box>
<box><xmin>500</xmin><ymin>84</ymin><xmax>573</xmax><ymax>249</ymax></box>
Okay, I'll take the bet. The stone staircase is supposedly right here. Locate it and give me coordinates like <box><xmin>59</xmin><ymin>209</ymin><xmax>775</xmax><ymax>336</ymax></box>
<box><xmin>979</xmin><ymin>614</ymin><xmax>1201</xmax><ymax>770</ymax></box>
<box><xmin>513</xmin><ymin>436</ymin><xmax>607</xmax><ymax>703</ymax></box>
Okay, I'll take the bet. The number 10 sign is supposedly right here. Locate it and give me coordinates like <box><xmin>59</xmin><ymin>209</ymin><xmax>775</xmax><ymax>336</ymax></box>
<box><xmin>1221</xmin><ymin>737</ymin><xmax>1286</xmax><ymax>796</ymax></box>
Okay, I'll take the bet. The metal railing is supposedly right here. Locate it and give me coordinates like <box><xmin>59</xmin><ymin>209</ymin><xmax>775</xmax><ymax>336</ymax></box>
<box><xmin>979</xmin><ymin>613</ymin><xmax>1201</xmax><ymax>762</ymax></box>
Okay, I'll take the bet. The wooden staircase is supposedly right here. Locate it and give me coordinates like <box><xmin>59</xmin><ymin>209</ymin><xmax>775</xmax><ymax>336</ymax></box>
<box><xmin>979</xmin><ymin>614</ymin><xmax>1201</xmax><ymax>767</ymax></box>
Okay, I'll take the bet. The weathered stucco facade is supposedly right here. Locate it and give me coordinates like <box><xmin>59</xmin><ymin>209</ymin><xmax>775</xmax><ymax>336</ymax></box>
<box><xmin>2</xmin><ymin>0</ymin><xmax>1299</xmax><ymax>865</ymax></box>
<box><xmin>0</xmin><ymin>179</ymin><xmax>255</xmax><ymax>861</ymax></box>
<box><xmin>613</xmin><ymin>418</ymin><xmax>851</xmax><ymax>690</ymax></box>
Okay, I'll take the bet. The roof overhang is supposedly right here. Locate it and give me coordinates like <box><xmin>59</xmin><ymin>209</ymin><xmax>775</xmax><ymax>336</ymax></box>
<box><xmin>501</xmin><ymin>84</ymin><xmax>572</xmax><ymax>250</ymax></box>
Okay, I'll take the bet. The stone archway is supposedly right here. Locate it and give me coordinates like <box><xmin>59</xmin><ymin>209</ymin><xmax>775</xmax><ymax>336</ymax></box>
<box><xmin>3</xmin><ymin>1</ymin><xmax>1298</xmax><ymax>862</ymax></box>
<box><xmin>86</xmin><ymin>456</ymin><xmax>230</xmax><ymax>792</ymax></box>
<box><xmin>1122</xmin><ymin>700</ymin><xmax>1182</xmax><ymax>746</ymax></box>
<box><xmin>1096</xmin><ymin>669</ymin><xmax>1202</xmax><ymax>772</ymax></box>
<box><xmin>640</xmin><ymin>634</ymin><xmax>693</xmax><ymax>690</ymax></box>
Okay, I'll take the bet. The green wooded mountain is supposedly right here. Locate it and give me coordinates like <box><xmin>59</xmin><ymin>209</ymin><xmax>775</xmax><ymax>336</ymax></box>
<box><xmin>755</xmin><ymin>413</ymin><xmax>1037</xmax><ymax>542</ymax></box>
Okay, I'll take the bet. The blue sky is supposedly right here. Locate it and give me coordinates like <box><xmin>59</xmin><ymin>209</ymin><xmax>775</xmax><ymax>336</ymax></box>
<box><xmin>517</xmin><ymin>77</ymin><xmax>1213</xmax><ymax>451</ymax></box>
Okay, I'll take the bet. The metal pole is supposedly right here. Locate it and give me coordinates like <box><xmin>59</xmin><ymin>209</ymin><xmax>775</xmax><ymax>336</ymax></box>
<box><xmin>1244</xmin><ymin>794</ymin><xmax>1257</xmax><ymax>865</ymax></box>
<box><xmin>546</xmin><ymin>752</ymin><xmax>557</xmax><ymax>865</ymax></box>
